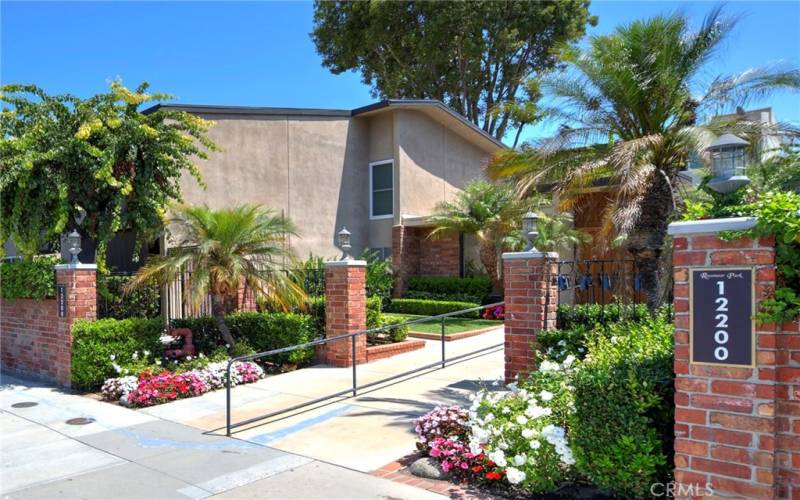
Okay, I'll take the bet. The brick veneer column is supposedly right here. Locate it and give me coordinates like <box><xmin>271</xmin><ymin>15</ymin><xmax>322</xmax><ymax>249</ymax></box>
<box><xmin>392</xmin><ymin>225</ymin><xmax>420</xmax><ymax>297</ymax></box>
<box><xmin>669</xmin><ymin>217</ymin><xmax>799</xmax><ymax>499</ymax></box>
<box><xmin>502</xmin><ymin>251</ymin><xmax>558</xmax><ymax>383</ymax></box>
<box><xmin>54</xmin><ymin>263</ymin><xmax>97</xmax><ymax>386</ymax></box>
<box><xmin>324</xmin><ymin>259</ymin><xmax>367</xmax><ymax>367</ymax></box>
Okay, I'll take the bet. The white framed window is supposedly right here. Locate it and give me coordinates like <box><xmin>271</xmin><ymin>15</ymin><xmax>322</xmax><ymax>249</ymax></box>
<box><xmin>369</xmin><ymin>159</ymin><xmax>394</xmax><ymax>219</ymax></box>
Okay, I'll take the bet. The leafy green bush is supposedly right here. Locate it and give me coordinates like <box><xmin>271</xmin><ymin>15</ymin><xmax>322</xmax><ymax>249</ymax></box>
<box><xmin>71</xmin><ymin>318</ymin><xmax>164</xmax><ymax>390</ymax></box>
<box><xmin>380</xmin><ymin>314</ymin><xmax>409</xmax><ymax>342</ymax></box>
<box><xmin>385</xmin><ymin>298</ymin><xmax>480</xmax><ymax>318</ymax></box>
<box><xmin>0</xmin><ymin>256</ymin><xmax>58</xmax><ymax>299</ymax></box>
<box><xmin>568</xmin><ymin>314</ymin><xmax>674</xmax><ymax>497</ymax></box>
<box><xmin>407</xmin><ymin>276</ymin><xmax>492</xmax><ymax>303</ymax></box>
<box><xmin>97</xmin><ymin>274</ymin><xmax>161</xmax><ymax>319</ymax></box>
<box><xmin>172</xmin><ymin>312</ymin><xmax>315</xmax><ymax>365</ymax></box>
<box><xmin>361</xmin><ymin>249</ymin><xmax>394</xmax><ymax>303</ymax></box>
<box><xmin>556</xmin><ymin>303</ymin><xmax>650</xmax><ymax>331</ymax></box>
<box><xmin>366</xmin><ymin>295</ymin><xmax>383</xmax><ymax>328</ymax></box>
<box><xmin>404</xmin><ymin>290</ymin><xmax>482</xmax><ymax>304</ymax></box>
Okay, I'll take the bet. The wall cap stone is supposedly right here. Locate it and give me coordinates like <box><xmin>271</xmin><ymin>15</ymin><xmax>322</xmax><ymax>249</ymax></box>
<box><xmin>502</xmin><ymin>251</ymin><xmax>559</xmax><ymax>260</ymax></box>
<box><xmin>54</xmin><ymin>263</ymin><xmax>98</xmax><ymax>270</ymax></box>
<box><xmin>325</xmin><ymin>259</ymin><xmax>368</xmax><ymax>268</ymax></box>
<box><xmin>667</xmin><ymin>216</ymin><xmax>756</xmax><ymax>236</ymax></box>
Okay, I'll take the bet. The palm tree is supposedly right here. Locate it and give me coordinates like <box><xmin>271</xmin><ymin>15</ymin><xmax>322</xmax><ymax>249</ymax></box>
<box><xmin>427</xmin><ymin>180</ymin><xmax>534</xmax><ymax>289</ymax></box>
<box><xmin>127</xmin><ymin>204</ymin><xmax>305</xmax><ymax>348</ymax></box>
<box><xmin>488</xmin><ymin>7</ymin><xmax>800</xmax><ymax>309</ymax></box>
<box><xmin>502</xmin><ymin>212</ymin><xmax>592</xmax><ymax>253</ymax></box>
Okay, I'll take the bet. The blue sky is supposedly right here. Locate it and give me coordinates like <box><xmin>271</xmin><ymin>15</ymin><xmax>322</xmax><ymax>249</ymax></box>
<box><xmin>2</xmin><ymin>1</ymin><xmax>798</xmax><ymax>145</ymax></box>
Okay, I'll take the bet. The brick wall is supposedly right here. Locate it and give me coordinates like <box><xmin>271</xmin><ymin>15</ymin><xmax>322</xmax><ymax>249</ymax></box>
<box><xmin>502</xmin><ymin>252</ymin><xmax>558</xmax><ymax>383</ymax></box>
<box><xmin>324</xmin><ymin>261</ymin><xmax>367</xmax><ymax>367</ymax></box>
<box><xmin>392</xmin><ymin>225</ymin><xmax>460</xmax><ymax>297</ymax></box>
<box><xmin>0</xmin><ymin>265</ymin><xmax>97</xmax><ymax>387</ymax></box>
<box><xmin>671</xmin><ymin>231</ymin><xmax>799</xmax><ymax>498</ymax></box>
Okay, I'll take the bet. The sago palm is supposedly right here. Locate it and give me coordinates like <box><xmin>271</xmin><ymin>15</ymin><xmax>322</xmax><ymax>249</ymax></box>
<box><xmin>489</xmin><ymin>7</ymin><xmax>800</xmax><ymax>309</ymax></box>
<box><xmin>127</xmin><ymin>204</ymin><xmax>305</xmax><ymax>348</ymax></box>
<box><xmin>428</xmin><ymin>180</ymin><xmax>534</xmax><ymax>289</ymax></box>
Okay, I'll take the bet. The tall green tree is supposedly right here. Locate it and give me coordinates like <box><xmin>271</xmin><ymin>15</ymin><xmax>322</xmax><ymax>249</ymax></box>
<box><xmin>127</xmin><ymin>205</ymin><xmax>305</xmax><ymax>348</ymax></box>
<box><xmin>488</xmin><ymin>8</ymin><xmax>800</xmax><ymax>309</ymax></box>
<box><xmin>0</xmin><ymin>82</ymin><xmax>218</xmax><ymax>265</ymax></box>
<box><xmin>427</xmin><ymin>180</ymin><xmax>534</xmax><ymax>289</ymax></box>
<box><xmin>312</xmin><ymin>0</ymin><xmax>595</xmax><ymax>140</ymax></box>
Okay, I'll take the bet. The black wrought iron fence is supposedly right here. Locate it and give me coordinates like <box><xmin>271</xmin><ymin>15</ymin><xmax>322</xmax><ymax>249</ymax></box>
<box><xmin>556</xmin><ymin>259</ymin><xmax>645</xmax><ymax>306</ymax></box>
<box><xmin>97</xmin><ymin>271</ymin><xmax>162</xmax><ymax>319</ymax></box>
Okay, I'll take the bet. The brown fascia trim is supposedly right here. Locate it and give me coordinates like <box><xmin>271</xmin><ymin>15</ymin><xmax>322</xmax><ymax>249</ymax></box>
<box><xmin>143</xmin><ymin>99</ymin><xmax>507</xmax><ymax>149</ymax></box>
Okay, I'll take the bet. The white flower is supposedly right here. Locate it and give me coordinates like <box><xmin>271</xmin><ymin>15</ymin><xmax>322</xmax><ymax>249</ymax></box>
<box><xmin>109</xmin><ymin>354</ymin><xmax>116</xmax><ymax>361</ymax></box>
<box><xmin>513</xmin><ymin>454</ymin><xmax>527</xmax><ymax>466</ymax></box>
<box><xmin>155</xmin><ymin>359</ymin><xmax>162</xmax><ymax>365</ymax></box>
<box><xmin>484</xmin><ymin>413</ymin><xmax>495</xmax><ymax>423</ymax></box>
<box><xmin>539</xmin><ymin>360</ymin><xmax>560</xmax><ymax>372</ymax></box>
<box><xmin>563</xmin><ymin>355</ymin><xmax>576</xmax><ymax>368</ymax></box>
<box><xmin>488</xmin><ymin>449</ymin><xmax>507</xmax><ymax>467</ymax></box>
<box><xmin>529</xmin><ymin>440</ymin><xmax>541</xmax><ymax>449</ymax></box>
<box><xmin>540</xmin><ymin>390</ymin><xmax>554</xmax><ymax>402</ymax></box>
<box><xmin>521</xmin><ymin>428</ymin><xmax>535</xmax><ymax>439</ymax></box>
<box><xmin>516</xmin><ymin>415</ymin><xmax>528</xmax><ymax>425</ymax></box>
<box><xmin>143</xmin><ymin>350</ymin><xmax>150</xmax><ymax>356</ymax></box>
<box><xmin>498</xmin><ymin>441</ymin><xmax>509</xmax><ymax>451</ymax></box>
<box><xmin>506</xmin><ymin>467</ymin><xmax>526</xmax><ymax>485</ymax></box>
<box><xmin>132</xmin><ymin>352</ymin><xmax>138</xmax><ymax>360</ymax></box>
<box><xmin>558</xmin><ymin>340</ymin><xmax>566</xmax><ymax>347</ymax></box>
<box><xmin>186</xmin><ymin>356</ymin><xmax>192</xmax><ymax>361</ymax></box>
<box><xmin>111</xmin><ymin>362</ymin><xmax>121</xmax><ymax>374</ymax></box>
<box><xmin>502</xmin><ymin>407</ymin><xmax>511</xmax><ymax>414</ymax></box>
<box><xmin>577</xmin><ymin>347</ymin><xmax>585</xmax><ymax>353</ymax></box>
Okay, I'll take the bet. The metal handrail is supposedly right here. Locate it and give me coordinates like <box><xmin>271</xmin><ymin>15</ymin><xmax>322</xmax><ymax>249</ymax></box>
<box><xmin>224</xmin><ymin>301</ymin><xmax>505</xmax><ymax>435</ymax></box>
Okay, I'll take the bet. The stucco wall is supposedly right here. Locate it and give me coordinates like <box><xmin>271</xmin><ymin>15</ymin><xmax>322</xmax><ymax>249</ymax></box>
<box><xmin>178</xmin><ymin>113</ymin><xmax>369</xmax><ymax>259</ymax></box>
<box><xmin>366</xmin><ymin>113</ymin><xmax>395</xmax><ymax>252</ymax></box>
<box><xmin>394</xmin><ymin>109</ymin><xmax>489</xmax><ymax>218</ymax></box>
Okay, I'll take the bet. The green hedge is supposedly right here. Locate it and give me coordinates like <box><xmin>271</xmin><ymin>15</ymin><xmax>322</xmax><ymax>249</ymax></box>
<box><xmin>172</xmin><ymin>312</ymin><xmax>315</xmax><ymax>365</ymax></box>
<box><xmin>0</xmin><ymin>257</ymin><xmax>58</xmax><ymax>299</ymax></box>
<box><xmin>569</xmin><ymin>315</ymin><xmax>674</xmax><ymax>497</ymax></box>
<box><xmin>385</xmin><ymin>298</ymin><xmax>480</xmax><ymax>318</ymax></box>
<box><xmin>404</xmin><ymin>290</ymin><xmax>482</xmax><ymax>304</ymax></box>
<box><xmin>72</xmin><ymin>318</ymin><xmax>164</xmax><ymax>390</ymax></box>
<box><xmin>556</xmin><ymin>303</ymin><xmax>650</xmax><ymax>330</ymax></box>
<box><xmin>407</xmin><ymin>276</ymin><xmax>492</xmax><ymax>303</ymax></box>
<box><xmin>97</xmin><ymin>274</ymin><xmax>161</xmax><ymax>319</ymax></box>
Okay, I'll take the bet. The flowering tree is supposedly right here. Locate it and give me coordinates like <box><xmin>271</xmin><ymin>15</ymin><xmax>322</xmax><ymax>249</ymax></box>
<box><xmin>0</xmin><ymin>81</ymin><xmax>218</xmax><ymax>265</ymax></box>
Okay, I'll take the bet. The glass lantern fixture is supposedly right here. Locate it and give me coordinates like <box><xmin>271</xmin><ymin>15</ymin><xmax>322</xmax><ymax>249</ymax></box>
<box><xmin>67</xmin><ymin>230</ymin><xmax>82</xmax><ymax>264</ymax></box>
<box><xmin>522</xmin><ymin>211</ymin><xmax>539</xmax><ymax>252</ymax></box>
<box><xmin>338</xmin><ymin>226</ymin><xmax>352</xmax><ymax>260</ymax></box>
<box><xmin>706</xmin><ymin>133</ymin><xmax>751</xmax><ymax>194</ymax></box>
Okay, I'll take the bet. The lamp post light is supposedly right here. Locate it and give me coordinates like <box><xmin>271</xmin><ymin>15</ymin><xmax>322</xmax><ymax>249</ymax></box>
<box><xmin>338</xmin><ymin>226</ymin><xmax>352</xmax><ymax>260</ymax></box>
<box><xmin>706</xmin><ymin>133</ymin><xmax>751</xmax><ymax>194</ymax></box>
<box><xmin>67</xmin><ymin>230</ymin><xmax>82</xmax><ymax>264</ymax></box>
<box><xmin>522</xmin><ymin>211</ymin><xmax>539</xmax><ymax>252</ymax></box>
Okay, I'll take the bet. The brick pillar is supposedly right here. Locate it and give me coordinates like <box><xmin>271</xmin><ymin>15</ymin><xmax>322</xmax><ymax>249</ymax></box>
<box><xmin>54</xmin><ymin>263</ymin><xmax>97</xmax><ymax>387</ymax></box>
<box><xmin>324</xmin><ymin>259</ymin><xmax>367</xmax><ymax>367</ymax></box>
<box><xmin>502</xmin><ymin>251</ymin><xmax>558</xmax><ymax>383</ymax></box>
<box><xmin>237</xmin><ymin>281</ymin><xmax>257</xmax><ymax>312</ymax></box>
<box><xmin>668</xmin><ymin>217</ymin><xmax>800</xmax><ymax>499</ymax></box>
<box><xmin>392</xmin><ymin>225</ymin><xmax>420</xmax><ymax>297</ymax></box>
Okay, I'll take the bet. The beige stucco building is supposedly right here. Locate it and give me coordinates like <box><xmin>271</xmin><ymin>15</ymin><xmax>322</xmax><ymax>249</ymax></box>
<box><xmin>144</xmin><ymin>100</ymin><xmax>504</xmax><ymax>284</ymax></box>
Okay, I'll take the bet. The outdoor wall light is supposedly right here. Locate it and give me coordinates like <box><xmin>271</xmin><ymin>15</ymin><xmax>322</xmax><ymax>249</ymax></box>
<box><xmin>67</xmin><ymin>230</ymin><xmax>82</xmax><ymax>264</ymax></box>
<box><xmin>707</xmin><ymin>133</ymin><xmax>751</xmax><ymax>194</ymax></box>
<box><xmin>338</xmin><ymin>226</ymin><xmax>352</xmax><ymax>260</ymax></box>
<box><xmin>522</xmin><ymin>211</ymin><xmax>539</xmax><ymax>252</ymax></box>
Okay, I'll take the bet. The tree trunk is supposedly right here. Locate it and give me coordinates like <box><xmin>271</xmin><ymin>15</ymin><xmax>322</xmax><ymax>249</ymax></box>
<box><xmin>626</xmin><ymin>174</ymin><xmax>674</xmax><ymax>312</ymax></box>
<box><xmin>211</xmin><ymin>294</ymin><xmax>237</xmax><ymax>351</ymax></box>
<box><xmin>479</xmin><ymin>239</ymin><xmax>501</xmax><ymax>291</ymax></box>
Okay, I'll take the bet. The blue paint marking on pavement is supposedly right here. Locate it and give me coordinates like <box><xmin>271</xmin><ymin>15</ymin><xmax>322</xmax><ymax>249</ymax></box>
<box><xmin>248</xmin><ymin>404</ymin><xmax>353</xmax><ymax>445</ymax></box>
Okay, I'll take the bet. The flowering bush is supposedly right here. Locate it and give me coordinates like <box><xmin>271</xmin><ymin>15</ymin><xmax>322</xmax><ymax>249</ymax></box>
<box><xmin>415</xmin><ymin>405</ymin><xmax>470</xmax><ymax>450</ymax></box>
<box><xmin>428</xmin><ymin>437</ymin><xmax>483</xmax><ymax>478</ymax></box>
<box><xmin>467</xmin><ymin>367</ymin><xmax>576</xmax><ymax>493</ymax></box>
<box><xmin>481</xmin><ymin>305</ymin><xmax>504</xmax><ymax>320</ymax></box>
<box><xmin>101</xmin><ymin>360</ymin><xmax>265</xmax><ymax>407</ymax></box>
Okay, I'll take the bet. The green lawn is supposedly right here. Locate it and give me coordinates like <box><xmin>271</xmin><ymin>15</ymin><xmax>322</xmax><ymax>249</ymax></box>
<box><xmin>392</xmin><ymin>314</ymin><xmax>502</xmax><ymax>335</ymax></box>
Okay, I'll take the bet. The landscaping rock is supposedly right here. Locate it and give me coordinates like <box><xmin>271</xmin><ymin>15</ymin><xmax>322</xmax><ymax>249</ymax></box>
<box><xmin>409</xmin><ymin>457</ymin><xmax>448</xmax><ymax>480</ymax></box>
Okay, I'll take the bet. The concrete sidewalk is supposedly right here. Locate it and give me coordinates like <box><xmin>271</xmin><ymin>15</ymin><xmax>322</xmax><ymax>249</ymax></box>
<box><xmin>142</xmin><ymin>329</ymin><xmax>505</xmax><ymax>472</ymax></box>
<box><xmin>0</xmin><ymin>374</ymin><xmax>444</xmax><ymax>499</ymax></box>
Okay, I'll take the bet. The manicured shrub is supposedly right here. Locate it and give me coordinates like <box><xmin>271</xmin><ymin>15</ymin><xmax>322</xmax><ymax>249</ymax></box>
<box><xmin>404</xmin><ymin>290</ymin><xmax>482</xmax><ymax>304</ymax></box>
<box><xmin>555</xmin><ymin>302</ymin><xmax>650</xmax><ymax>331</ymax></box>
<box><xmin>172</xmin><ymin>312</ymin><xmax>315</xmax><ymax>365</ymax></box>
<box><xmin>380</xmin><ymin>314</ymin><xmax>409</xmax><ymax>342</ymax></box>
<box><xmin>71</xmin><ymin>318</ymin><xmax>164</xmax><ymax>390</ymax></box>
<box><xmin>567</xmin><ymin>314</ymin><xmax>674</xmax><ymax>498</ymax></box>
<box><xmin>97</xmin><ymin>274</ymin><xmax>161</xmax><ymax>319</ymax></box>
<box><xmin>385</xmin><ymin>298</ymin><xmax>480</xmax><ymax>318</ymax></box>
<box><xmin>407</xmin><ymin>276</ymin><xmax>492</xmax><ymax>302</ymax></box>
<box><xmin>0</xmin><ymin>256</ymin><xmax>58</xmax><ymax>299</ymax></box>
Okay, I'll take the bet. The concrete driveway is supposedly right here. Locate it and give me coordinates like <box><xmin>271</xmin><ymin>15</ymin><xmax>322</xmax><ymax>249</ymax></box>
<box><xmin>0</xmin><ymin>374</ymin><xmax>447</xmax><ymax>499</ymax></box>
<box><xmin>142</xmin><ymin>329</ymin><xmax>504</xmax><ymax>472</ymax></box>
